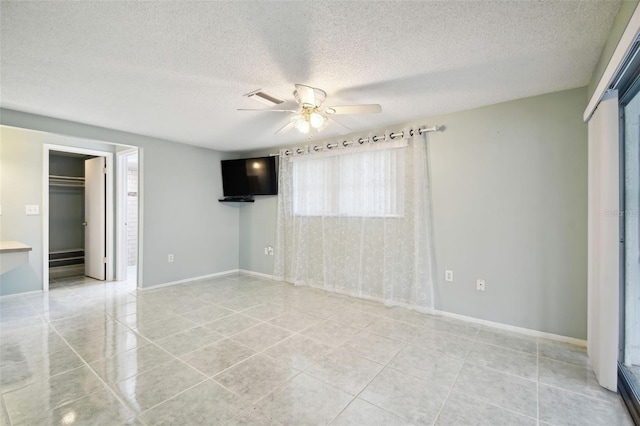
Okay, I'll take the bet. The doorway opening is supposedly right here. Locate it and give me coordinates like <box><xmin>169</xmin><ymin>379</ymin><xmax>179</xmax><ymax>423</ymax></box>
<box><xmin>117</xmin><ymin>149</ymin><xmax>139</xmax><ymax>285</ymax></box>
<box><xmin>42</xmin><ymin>144</ymin><xmax>114</xmax><ymax>291</ymax></box>
<box><xmin>48</xmin><ymin>151</ymin><xmax>99</xmax><ymax>286</ymax></box>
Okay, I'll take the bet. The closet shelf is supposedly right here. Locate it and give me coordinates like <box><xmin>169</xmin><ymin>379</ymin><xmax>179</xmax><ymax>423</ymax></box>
<box><xmin>50</xmin><ymin>248</ymin><xmax>83</xmax><ymax>254</ymax></box>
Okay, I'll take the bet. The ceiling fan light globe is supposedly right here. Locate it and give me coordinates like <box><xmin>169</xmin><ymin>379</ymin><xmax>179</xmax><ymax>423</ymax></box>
<box><xmin>317</xmin><ymin>119</ymin><xmax>329</xmax><ymax>132</ymax></box>
<box><xmin>309</xmin><ymin>112</ymin><xmax>325</xmax><ymax>129</ymax></box>
<box><xmin>295</xmin><ymin>118</ymin><xmax>310</xmax><ymax>134</ymax></box>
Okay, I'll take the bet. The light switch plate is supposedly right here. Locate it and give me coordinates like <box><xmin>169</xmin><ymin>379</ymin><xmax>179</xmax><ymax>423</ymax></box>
<box><xmin>25</xmin><ymin>205</ymin><xmax>39</xmax><ymax>215</ymax></box>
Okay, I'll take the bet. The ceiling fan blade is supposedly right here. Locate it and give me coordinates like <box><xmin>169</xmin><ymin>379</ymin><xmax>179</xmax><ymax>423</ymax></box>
<box><xmin>237</xmin><ymin>109</ymin><xmax>297</xmax><ymax>113</ymax></box>
<box><xmin>325</xmin><ymin>104</ymin><xmax>382</xmax><ymax>115</ymax></box>
<box><xmin>327</xmin><ymin>116</ymin><xmax>351</xmax><ymax>132</ymax></box>
<box><xmin>275</xmin><ymin>120</ymin><xmax>295</xmax><ymax>134</ymax></box>
<box><xmin>273</xmin><ymin>100</ymin><xmax>300</xmax><ymax>110</ymax></box>
<box><xmin>295</xmin><ymin>84</ymin><xmax>317</xmax><ymax>106</ymax></box>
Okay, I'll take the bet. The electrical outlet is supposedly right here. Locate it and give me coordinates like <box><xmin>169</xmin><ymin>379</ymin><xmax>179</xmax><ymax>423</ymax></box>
<box><xmin>168</xmin><ymin>254</ymin><xmax>174</xmax><ymax>263</ymax></box>
<box><xmin>264</xmin><ymin>247</ymin><xmax>269</xmax><ymax>255</ymax></box>
<box><xmin>476</xmin><ymin>279</ymin><xmax>486</xmax><ymax>291</ymax></box>
<box><xmin>25</xmin><ymin>205</ymin><xmax>39</xmax><ymax>215</ymax></box>
<box><xmin>267</xmin><ymin>246</ymin><xmax>274</xmax><ymax>256</ymax></box>
<box><xmin>445</xmin><ymin>270</ymin><xmax>453</xmax><ymax>282</ymax></box>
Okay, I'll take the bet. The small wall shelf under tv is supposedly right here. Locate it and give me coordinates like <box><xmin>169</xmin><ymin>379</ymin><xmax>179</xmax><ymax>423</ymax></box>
<box><xmin>218</xmin><ymin>197</ymin><xmax>255</xmax><ymax>203</ymax></box>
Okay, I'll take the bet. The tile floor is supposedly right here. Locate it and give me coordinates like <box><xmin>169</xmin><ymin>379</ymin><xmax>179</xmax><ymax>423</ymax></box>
<box><xmin>0</xmin><ymin>273</ymin><xmax>633</xmax><ymax>425</ymax></box>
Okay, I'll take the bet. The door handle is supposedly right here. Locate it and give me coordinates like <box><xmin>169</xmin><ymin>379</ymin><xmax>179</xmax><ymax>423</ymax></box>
<box><xmin>82</xmin><ymin>222</ymin><xmax>88</xmax><ymax>226</ymax></box>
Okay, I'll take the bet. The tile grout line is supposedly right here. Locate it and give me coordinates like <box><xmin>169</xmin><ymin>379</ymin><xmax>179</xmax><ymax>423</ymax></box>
<box><xmin>324</xmin><ymin>326</ymin><xmax>427</xmax><ymax>425</ymax></box>
<box><xmin>133</xmin><ymin>377</ymin><xmax>211</xmax><ymax>421</ymax></box>
<box><xmin>4</xmin><ymin>274</ymin><xmax>611</xmax><ymax>425</ymax></box>
<box><xmin>433</xmin><ymin>330</ymin><xmax>539</xmax><ymax>423</ymax></box>
<box><xmin>63</xmin><ymin>280</ymin><xmax>260</xmax><ymax>420</ymax></box>
<box><xmin>35</xmin><ymin>309</ymin><xmax>143</xmax><ymax>424</ymax></box>
<box><xmin>5</xmin><ymin>295</ymin><xmax>512</xmax><ymax>424</ymax></box>
<box><xmin>222</xmin><ymin>320</ymin><xmax>407</xmax><ymax>425</ymax></box>
<box><xmin>24</xmin><ymin>278</ymin><xmax>211</xmax><ymax>424</ymax></box>
<box><xmin>110</xmin><ymin>315</ymin><xmax>256</xmax><ymax>416</ymax></box>
<box><xmin>0</xmin><ymin>393</ymin><xmax>11</xmax><ymax>426</ymax></box>
<box><xmin>431</xmin><ymin>328</ymin><xmax>478</xmax><ymax>425</ymax></box>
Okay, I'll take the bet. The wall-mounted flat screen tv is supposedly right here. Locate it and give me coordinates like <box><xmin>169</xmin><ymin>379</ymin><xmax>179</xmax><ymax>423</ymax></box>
<box><xmin>221</xmin><ymin>156</ymin><xmax>278</xmax><ymax>197</ymax></box>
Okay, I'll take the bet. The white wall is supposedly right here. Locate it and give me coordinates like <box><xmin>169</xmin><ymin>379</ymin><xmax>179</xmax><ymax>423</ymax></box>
<box><xmin>237</xmin><ymin>87</ymin><xmax>588</xmax><ymax>339</ymax></box>
<box><xmin>0</xmin><ymin>111</ymin><xmax>240</xmax><ymax>294</ymax></box>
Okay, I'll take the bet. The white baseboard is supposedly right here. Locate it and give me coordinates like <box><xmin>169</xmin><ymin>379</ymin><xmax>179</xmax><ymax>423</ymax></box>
<box><xmin>0</xmin><ymin>289</ymin><xmax>43</xmax><ymax>299</ymax></box>
<box><xmin>260</xmin><ymin>270</ymin><xmax>587</xmax><ymax>347</ymax></box>
<box><xmin>137</xmin><ymin>269</ymin><xmax>240</xmax><ymax>292</ymax></box>
<box><xmin>145</xmin><ymin>267</ymin><xmax>588</xmax><ymax>347</ymax></box>
<box><xmin>434</xmin><ymin>309</ymin><xmax>587</xmax><ymax>347</ymax></box>
<box><xmin>238</xmin><ymin>269</ymin><xmax>274</xmax><ymax>280</ymax></box>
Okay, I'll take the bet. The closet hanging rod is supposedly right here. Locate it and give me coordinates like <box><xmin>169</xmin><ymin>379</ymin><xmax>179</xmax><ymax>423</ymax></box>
<box><xmin>49</xmin><ymin>175</ymin><xmax>85</xmax><ymax>181</ymax></box>
<box><xmin>269</xmin><ymin>125</ymin><xmax>442</xmax><ymax>156</ymax></box>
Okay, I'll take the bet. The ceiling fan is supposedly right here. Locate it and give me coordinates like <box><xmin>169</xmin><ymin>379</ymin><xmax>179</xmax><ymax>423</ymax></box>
<box><xmin>238</xmin><ymin>84</ymin><xmax>382</xmax><ymax>135</ymax></box>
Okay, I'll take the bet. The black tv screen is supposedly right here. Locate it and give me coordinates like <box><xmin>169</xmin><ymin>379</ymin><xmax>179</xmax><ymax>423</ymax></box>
<box><xmin>221</xmin><ymin>156</ymin><xmax>278</xmax><ymax>196</ymax></box>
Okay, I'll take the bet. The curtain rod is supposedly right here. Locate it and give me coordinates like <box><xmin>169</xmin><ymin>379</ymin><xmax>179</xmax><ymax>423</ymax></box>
<box><xmin>269</xmin><ymin>125</ymin><xmax>442</xmax><ymax>156</ymax></box>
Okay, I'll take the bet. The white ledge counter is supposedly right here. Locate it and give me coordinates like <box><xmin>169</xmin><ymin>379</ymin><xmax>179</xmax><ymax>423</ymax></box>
<box><xmin>0</xmin><ymin>241</ymin><xmax>32</xmax><ymax>275</ymax></box>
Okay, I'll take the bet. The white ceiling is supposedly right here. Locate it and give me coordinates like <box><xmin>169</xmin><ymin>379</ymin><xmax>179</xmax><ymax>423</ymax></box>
<box><xmin>0</xmin><ymin>1</ymin><xmax>621</xmax><ymax>152</ymax></box>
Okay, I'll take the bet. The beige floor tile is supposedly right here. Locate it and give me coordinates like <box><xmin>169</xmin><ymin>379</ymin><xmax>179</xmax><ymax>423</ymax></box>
<box><xmin>180</xmin><ymin>339</ymin><xmax>256</xmax><ymax>376</ymax></box>
<box><xmin>229</xmin><ymin>323</ymin><xmax>292</xmax><ymax>351</ymax></box>
<box><xmin>214</xmin><ymin>354</ymin><xmax>298</xmax><ymax>403</ymax></box>
<box><xmin>140</xmin><ymin>380</ymin><xmax>248</xmax><ymax>425</ymax></box>
<box><xmin>254</xmin><ymin>373</ymin><xmax>353</xmax><ymax>425</ymax></box>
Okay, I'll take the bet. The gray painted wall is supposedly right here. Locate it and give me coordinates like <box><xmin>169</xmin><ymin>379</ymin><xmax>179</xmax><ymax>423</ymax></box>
<box><xmin>237</xmin><ymin>87</ymin><xmax>588</xmax><ymax>339</ymax></box>
<box><xmin>588</xmin><ymin>0</ymin><xmax>638</xmax><ymax>100</ymax></box>
<box><xmin>239</xmin><ymin>195</ymin><xmax>278</xmax><ymax>274</ymax></box>
<box><xmin>0</xmin><ymin>111</ymin><xmax>239</xmax><ymax>294</ymax></box>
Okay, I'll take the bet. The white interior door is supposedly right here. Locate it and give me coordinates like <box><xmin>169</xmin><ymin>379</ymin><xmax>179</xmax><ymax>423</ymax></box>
<box><xmin>85</xmin><ymin>156</ymin><xmax>106</xmax><ymax>280</ymax></box>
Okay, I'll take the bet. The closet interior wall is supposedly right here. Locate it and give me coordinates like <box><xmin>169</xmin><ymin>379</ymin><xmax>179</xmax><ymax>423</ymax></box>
<box><xmin>48</xmin><ymin>152</ymin><xmax>92</xmax><ymax>279</ymax></box>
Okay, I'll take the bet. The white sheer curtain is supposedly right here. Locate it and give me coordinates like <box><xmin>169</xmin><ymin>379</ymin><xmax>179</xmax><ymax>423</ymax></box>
<box><xmin>273</xmin><ymin>130</ymin><xmax>435</xmax><ymax>312</ymax></box>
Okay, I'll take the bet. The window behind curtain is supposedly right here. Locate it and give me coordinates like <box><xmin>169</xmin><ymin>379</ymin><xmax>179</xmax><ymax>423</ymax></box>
<box><xmin>292</xmin><ymin>147</ymin><xmax>405</xmax><ymax>217</ymax></box>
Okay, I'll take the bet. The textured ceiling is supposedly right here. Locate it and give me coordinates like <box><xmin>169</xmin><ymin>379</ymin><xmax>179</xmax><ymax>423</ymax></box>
<box><xmin>0</xmin><ymin>1</ymin><xmax>621</xmax><ymax>151</ymax></box>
